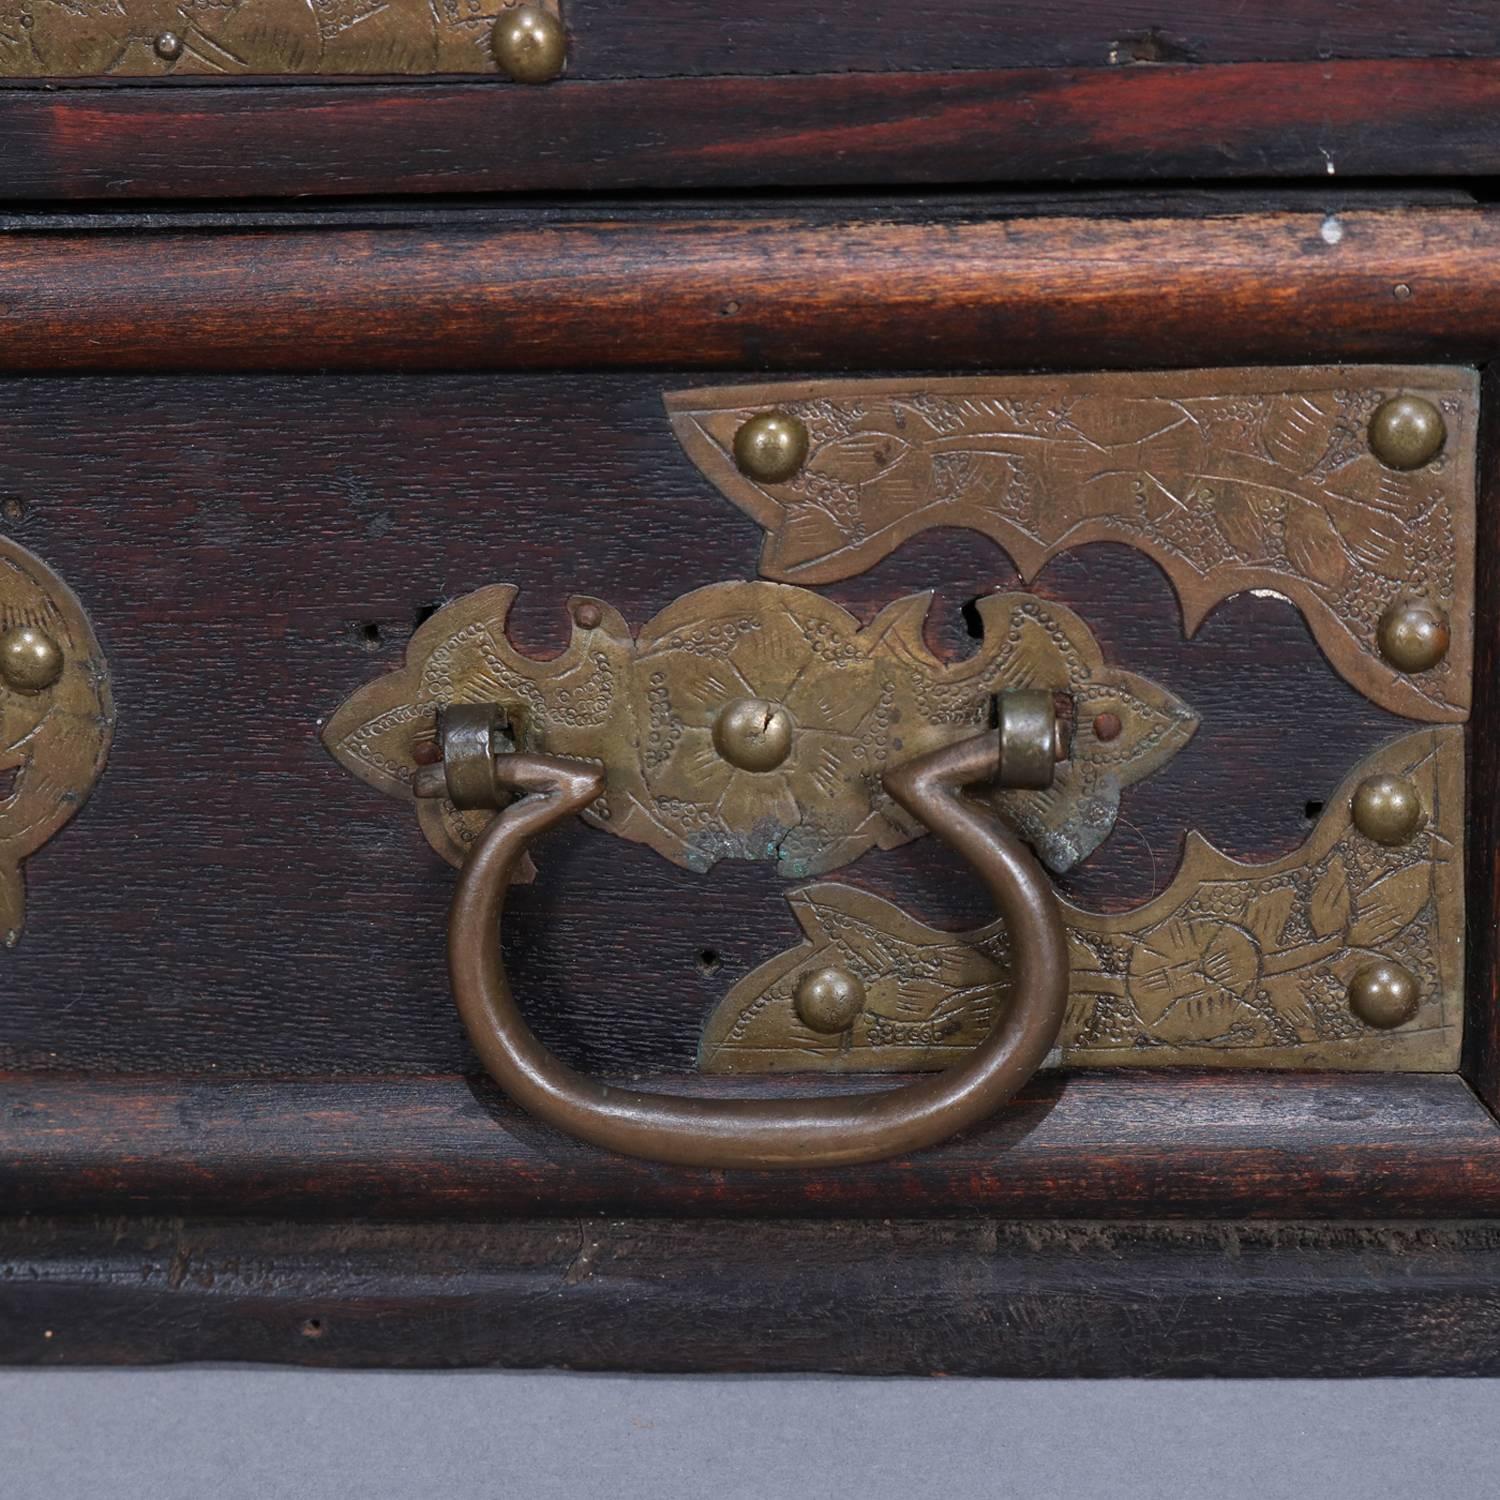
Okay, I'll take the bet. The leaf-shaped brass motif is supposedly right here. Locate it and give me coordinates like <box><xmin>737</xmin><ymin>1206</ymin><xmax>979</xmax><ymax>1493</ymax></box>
<box><xmin>0</xmin><ymin>536</ymin><xmax>114</xmax><ymax>948</ymax></box>
<box><xmin>321</xmin><ymin>581</ymin><xmax>1195</xmax><ymax>878</ymax></box>
<box><xmin>699</xmin><ymin>728</ymin><xmax>1463</xmax><ymax>1073</ymax></box>
<box><xmin>665</xmin><ymin>368</ymin><xmax>1476</xmax><ymax>723</ymax></box>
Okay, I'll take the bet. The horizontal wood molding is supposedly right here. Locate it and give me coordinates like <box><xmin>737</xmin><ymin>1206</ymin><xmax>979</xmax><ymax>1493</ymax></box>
<box><xmin>2</xmin><ymin>207</ymin><xmax>1499</xmax><ymax>373</ymax></box>
<box><xmin>5</xmin><ymin>1215</ymin><xmax>1500</xmax><ymax>1373</ymax></box>
<box><xmin>0</xmin><ymin>57</ymin><xmax>1499</xmax><ymax>200</ymax></box>
<box><xmin>4</xmin><ymin>1071</ymin><xmax>1499</xmax><ymax>1220</ymax></box>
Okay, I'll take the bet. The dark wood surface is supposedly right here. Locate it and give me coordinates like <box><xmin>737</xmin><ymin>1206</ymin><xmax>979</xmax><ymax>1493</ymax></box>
<box><xmin>6</xmin><ymin>1213</ymin><xmax>1500</xmax><ymax>1375</ymax></box>
<box><xmin>6</xmin><ymin>206</ymin><xmax>1500</xmax><ymax>374</ymax></box>
<box><xmin>1466</xmin><ymin>365</ymin><xmax>1500</xmax><ymax>1113</ymax></box>
<box><xmin>4</xmin><ymin>1072</ymin><xmax>1498</xmax><ymax>1220</ymax></box>
<box><xmin>4</xmin><ymin>57</ymin><xmax>1500</xmax><ymax>200</ymax></box>
<box><xmin>0</xmin><ymin>372</ymin><xmax>1407</xmax><ymax>1079</ymax></box>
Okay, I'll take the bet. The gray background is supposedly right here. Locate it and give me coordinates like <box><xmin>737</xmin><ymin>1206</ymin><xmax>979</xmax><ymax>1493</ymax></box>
<box><xmin>1</xmin><ymin>1373</ymin><xmax>1495</xmax><ymax>1497</ymax></box>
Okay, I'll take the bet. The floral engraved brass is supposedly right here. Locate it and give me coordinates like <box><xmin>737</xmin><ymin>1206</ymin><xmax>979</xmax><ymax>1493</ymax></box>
<box><xmin>0</xmin><ymin>536</ymin><xmax>114</xmax><ymax>948</ymax></box>
<box><xmin>699</xmin><ymin>728</ymin><xmax>1463</xmax><ymax>1073</ymax></box>
<box><xmin>321</xmin><ymin>581</ymin><xmax>1195</xmax><ymax>878</ymax></box>
<box><xmin>0</xmin><ymin>0</ymin><xmax>560</xmax><ymax>77</ymax></box>
<box><xmin>666</xmin><ymin>367</ymin><xmax>1477</xmax><ymax>723</ymax></box>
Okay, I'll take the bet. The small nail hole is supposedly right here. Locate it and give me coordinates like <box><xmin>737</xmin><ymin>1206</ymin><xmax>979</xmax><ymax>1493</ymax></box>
<box><xmin>352</xmin><ymin>621</ymin><xmax>384</xmax><ymax>651</ymax></box>
<box><xmin>1</xmin><ymin>497</ymin><xmax>26</xmax><ymax>524</ymax></box>
<box><xmin>301</xmin><ymin>1318</ymin><xmax>324</xmax><ymax>1338</ymax></box>
<box><xmin>696</xmin><ymin>948</ymin><xmax>722</xmax><ymax>976</ymax></box>
<box><xmin>1305</xmin><ymin>800</ymin><xmax>1324</xmax><ymax>820</ymax></box>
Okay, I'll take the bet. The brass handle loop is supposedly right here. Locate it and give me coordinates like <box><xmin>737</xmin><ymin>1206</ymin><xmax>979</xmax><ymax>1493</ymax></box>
<box><xmin>443</xmin><ymin>726</ymin><xmax>1068</xmax><ymax>1170</ymax></box>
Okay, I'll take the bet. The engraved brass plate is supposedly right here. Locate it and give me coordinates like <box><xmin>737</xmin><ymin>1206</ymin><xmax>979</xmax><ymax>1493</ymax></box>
<box><xmin>322</xmin><ymin>581</ymin><xmax>1195</xmax><ymax>877</ymax></box>
<box><xmin>700</xmin><ymin>729</ymin><xmax>1463</xmax><ymax>1073</ymax></box>
<box><xmin>0</xmin><ymin>535</ymin><xmax>113</xmax><ymax>948</ymax></box>
<box><xmin>0</xmin><ymin>0</ymin><xmax>559</xmax><ymax>77</ymax></box>
<box><xmin>666</xmin><ymin>367</ymin><xmax>1477</xmax><ymax>723</ymax></box>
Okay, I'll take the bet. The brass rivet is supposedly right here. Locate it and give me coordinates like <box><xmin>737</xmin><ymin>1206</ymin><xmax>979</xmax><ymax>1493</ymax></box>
<box><xmin>1376</xmin><ymin>598</ymin><xmax>1450</xmax><ymax>673</ymax></box>
<box><xmin>1368</xmin><ymin>395</ymin><xmax>1445</xmax><ymax>470</ymax></box>
<box><xmin>1347</xmin><ymin>960</ymin><xmax>1420</xmax><ymax>1029</ymax></box>
<box><xmin>1092</xmin><ymin>711</ymin><xmax>1122</xmax><ymax>742</ymax></box>
<box><xmin>0</xmin><ymin>626</ymin><xmax>62</xmax><ymax>693</ymax></box>
<box><xmin>733</xmin><ymin>412</ymin><xmax>809</xmax><ymax>484</ymax></box>
<box><xmin>154</xmin><ymin>30</ymin><xmax>183</xmax><ymax>60</ymax></box>
<box><xmin>1350</xmin><ymin>774</ymin><xmax>1425</xmax><ymax>846</ymax></box>
<box><xmin>573</xmin><ymin>601</ymin><xmax>603</xmax><ymax>630</ymax></box>
<box><xmin>713</xmin><ymin>697</ymin><xmax>793</xmax><ymax>772</ymax></box>
<box><xmin>794</xmin><ymin>966</ymin><xmax>866</xmax><ymax>1034</ymax></box>
<box><xmin>492</xmin><ymin>4</ymin><xmax>566</xmax><ymax>83</ymax></box>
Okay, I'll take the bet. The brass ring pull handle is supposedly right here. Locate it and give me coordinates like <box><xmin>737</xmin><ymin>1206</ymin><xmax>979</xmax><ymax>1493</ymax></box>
<box><xmin>436</xmin><ymin>710</ymin><xmax>1069</xmax><ymax>1170</ymax></box>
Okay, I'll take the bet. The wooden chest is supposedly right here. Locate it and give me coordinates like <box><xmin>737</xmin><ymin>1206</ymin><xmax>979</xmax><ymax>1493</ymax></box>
<box><xmin>3</xmin><ymin>2</ymin><xmax>1500</xmax><ymax>1376</ymax></box>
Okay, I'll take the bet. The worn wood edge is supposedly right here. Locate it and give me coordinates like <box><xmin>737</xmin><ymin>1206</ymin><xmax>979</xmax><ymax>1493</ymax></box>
<box><xmin>1463</xmin><ymin>366</ymin><xmax>1500</xmax><ymax>1112</ymax></box>
<box><xmin>4</xmin><ymin>1215</ymin><xmax>1500</xmax><ymax>1373</ymax></box>
<box><xmin>4</xmin><ymin>1071</ymin><xmax>1500</xmax><ymax>1220</ymax></box>
<box><xmin>3</xmin><ymin>207</ymin><xmax>1500</xmax><ymax>373</ymax></box>
<box><xmin>3</xmin><ymin>57</ymin><xmax>1500</xmax><ymax>201</ymax></box>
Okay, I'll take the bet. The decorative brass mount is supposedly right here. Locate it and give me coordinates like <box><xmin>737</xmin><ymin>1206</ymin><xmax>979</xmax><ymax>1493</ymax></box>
<box><xmin>322</xmin><ymin>580</ymin><xmax>1196</xmax><ymax>878</ymax></box>
<box><xmin>0</xmin><ymin>0</ymin><xmax>565</xmax><ymax>79</ymax></box>
<box><xmin>0</xmin><ymin>534</ymin><xmax>113</xmax><ymax>948</ymax></box>
<box><xmin>666</xmin><ymin>367</ymin><xmax>1476</xmax><ymax>723</ymax></box>
<box><xmin>700</xmin><ymin>728</ymin><xmax>1463</xmax><ymax>1075</ymax></box>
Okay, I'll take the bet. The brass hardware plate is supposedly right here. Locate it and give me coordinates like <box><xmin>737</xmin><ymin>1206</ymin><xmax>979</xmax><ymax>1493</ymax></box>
<box><xmin>700</xmin><ymin>728</ymin><xmax>1463</xmax><ymax>1074</ymax></box>
<box><xmin>666</xmin><ymin>366</ymin><xmax>1476</xmax><ymax>723</ymax></box>
<box><xmin>323</xmin><ymin>581</ymin><xmax>1195</xmax><ymax>877</ymax></box>
<box><xmin>0</xmin><ymin>535</ymin><xmax>113</xmax><ymax>948</ymax></box>
<box><xmin>0</xmin><ymin>0</ymin><xmax>561</xmax><ymax>77</ymax></box>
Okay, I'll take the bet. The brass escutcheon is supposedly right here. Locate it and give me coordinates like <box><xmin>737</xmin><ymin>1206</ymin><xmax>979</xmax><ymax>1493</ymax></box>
<box><xmin>323</xmin><ymin>580</ymin><xmax>1196</xmax><ymax>878</ymax></box>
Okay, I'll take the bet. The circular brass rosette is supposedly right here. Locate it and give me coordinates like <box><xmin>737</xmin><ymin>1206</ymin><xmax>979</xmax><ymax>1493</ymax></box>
<box><xmin>0</xmin><ymin>535</ymin><xmax>114</xmax><ymax>948</ymax></box>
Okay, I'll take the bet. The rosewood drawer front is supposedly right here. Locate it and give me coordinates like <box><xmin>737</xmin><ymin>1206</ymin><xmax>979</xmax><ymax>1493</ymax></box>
<box><xmin>0</xmin><ymin>355</ymin><xmax>1483</xmax><ymax>1167</ymax></box>
<box><xmin>3</xmin><ymin>207</ymin><xmax>1500</xmax><ymax>1374</ymax></box>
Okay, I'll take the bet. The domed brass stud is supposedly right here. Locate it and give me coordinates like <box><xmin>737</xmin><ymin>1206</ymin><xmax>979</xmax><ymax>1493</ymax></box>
<box><xmin>733</xmin><ymin>412</ymin><xmax>809</xmax><ymax>485</ymax></box>
<box><xmin>0</xmin><ymin>626</ymin><xmax>63</xmax><ymax>694</ymax></box>
<box><xmin>1368</xmin><ymin>395</ymin><xmax>1445</xmax><ymax>470</ymax></box>
<box><xmin>492</xmin><ymin>3</ymin><xmax>567</xmax><ymax>83</ymax></box>
<box><xmin>1347</xmin><ymin>960</ymin><xmax>1420</xmax><ymax>1029</ymax></box>
<box><xmin>1350</xmin><ymin>774</ymin><xmax>1425</xmax><ymax>846</ymax></box>
<box><xmin>713</xmin><ymin>697</ymin><xmax>793</xmax><ymax>772</ymax></box>
<box><xmin>794</xmin><ymin>966</ymin><xmax>867</xmax><ymax>1034</ymax></box>
<box><xmin>153</xmin><ymin>31</ymin><xmax>183</xmax><ymax>60</ymax></box>
<box><xmin>1376</xmin><ymin>598</ymin><xmax>1450</xmax><ymax>673</ymax></box>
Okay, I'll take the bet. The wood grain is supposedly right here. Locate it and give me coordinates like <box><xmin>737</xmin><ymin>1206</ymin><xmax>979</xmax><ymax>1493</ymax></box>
<box><xmin>4</xmin><ymin>208</ymin><xmax>1500</xmax><ymax>373</ymax></box>
<box><xmin>3</xmin><ymin>1072</ymin><xmax>1499</xmax><ymax>1220</ymax></box>
<box><xmin>6</xmin><ymin>1214</ymin><xmax>1500</xmax><ymax>1374</ymax></box>
<box><xmin>2</xmin><ymin>58</ymin><xmax>1500</xmax><ymax>200</ymax></box>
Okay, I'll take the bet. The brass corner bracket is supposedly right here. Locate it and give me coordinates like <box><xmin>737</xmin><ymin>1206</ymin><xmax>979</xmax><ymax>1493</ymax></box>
<box><xmin>666</xmin><ymin>366</ymin><xmax>1476</xmax><ymax>723</ymax></box>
